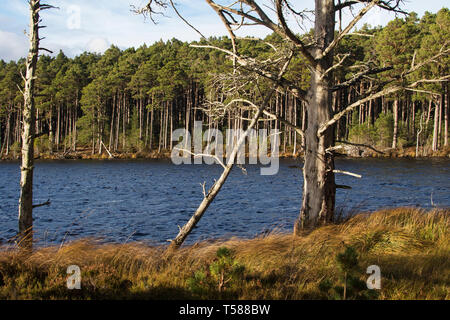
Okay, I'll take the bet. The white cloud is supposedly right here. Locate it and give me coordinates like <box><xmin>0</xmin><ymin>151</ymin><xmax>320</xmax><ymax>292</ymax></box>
<box><xmin>0</xmin><ymin>30</ymin><xmax>27</xmax><ymax>62</ymax></box>
<box><xmin>87</xmin><ymin>37</ymin><xmax>110</xmax><ymax>54</ymax></box>
<box><xmin>1</xmin><ymin>0</ymin><xmax>448</xmax><ymax>61</ymax></box>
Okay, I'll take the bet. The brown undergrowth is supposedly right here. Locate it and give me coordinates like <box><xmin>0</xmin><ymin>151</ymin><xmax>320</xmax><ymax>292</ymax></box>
<box><xmin>0</xmin><ymin>207</ymin><xmax>448</xmax><ymax>300</ymax></box>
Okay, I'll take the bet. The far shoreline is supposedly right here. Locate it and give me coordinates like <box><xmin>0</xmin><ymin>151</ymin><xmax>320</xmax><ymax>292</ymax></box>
<box><xmin>1</xmin><ymin>145</ymin><xmax>449</xmax><ymax>162</ymax></box>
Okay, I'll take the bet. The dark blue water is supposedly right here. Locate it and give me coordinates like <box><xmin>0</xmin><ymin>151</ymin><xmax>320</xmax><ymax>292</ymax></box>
<box><xmin>0</xmin><ymin>158</ymin><xmax>449</xmax><ymax>246</ymax></box>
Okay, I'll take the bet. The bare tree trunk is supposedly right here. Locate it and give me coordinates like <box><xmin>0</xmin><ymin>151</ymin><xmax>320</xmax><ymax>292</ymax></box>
<box><xmin>392</xmin><ymin>98</ymin><xmax>399</xmax><ymax>149</ymax></box>
<box><xmin>4</xmin><ymin>112</ymin><xmax>11</xmax><ymax>156</ymax></box>
<box><xmin>98</xmin><ymin>107</ymin><xmax>103</xmax><ymax>155</ymax></box>
<box><xmin>145</xmin><ymin>107</ymin><xmax>150</xmax><ymax>147</ymax></box>
<box><xmin>185</xmin><ymin>88</ymin><xmax>191</xmax><ymax>150</ymax></box>
<box><xmin>109</xmin><ymin>93</ymin><xmax>115</xmax><ymax>150</ymax></box>
<box><xmin>56</xmin><ymin>104</ymin><xmax>60</xmax><ymax>150</ymax></box>
<box><xmin>64</xmin><ymin>104</ymin><xmax>69</xmax><ymax>153</ymax></box>
<box><xmin>0</xmin><ymin>117</ymin><xmax>2</xmax><ymax>156</ymax></box>
<box><xmin>139</xmin><ymin>95</ymin><xmax>143</xmax><ymax>141</ymax></box>
<box><xmin>445</xmin><ymin>84</ymin><xmax>448</xmax><ymax>147</ymax></box>
<box><xmin>48</xmin><ymin>106</ymin><xmax>53</xmax><ymax>154</ymax></box>
<box><xmin>18</xmin><ymin>0</ymin><xmax>41</xmax><ymax>250</ymax></box>
<box><xmin>412</xmin><ymin>100</ymin><xmax>415</xmax><ymax>136</ymax></box>
<box><xmin>149</xmin><ymin>108</ymin><xmax>154</xmax><ymax>150</ymax></box>
<box><xmin>170</xmin><ymin>101</ymin><xmax>173</xmax><ymax>150</ymax></box>
<box><xmin>72</xmin><ymin>94</ymin><xmax>78</xmax><ymax>152</ymax></box>
<box><xmin>426</xmin><ymin>99</ymin><xmax>432</xmax><ymax>125</ymax></box>
<box><xmin>438</xmin><ymin>89</ymin><xmax>444</xmax><ymax>148</ymax></box>
<box><xmin>91</xmin><ymin>113</ymin><xmax>95</xmax><ymax>155</ymax></box>
<box><xmin>293</xmin><ymin>97</ymin><xmax>297</xmax><ymax>155</ymax></box>
<box><xmin>115</xmin><ymin>96</ymin><xmax>120</xmax><ymax>151</ymax></box>
<box><xmin>164</xmin><ymin>103</ymin><xmax>169</xmax><ymax>149</ymax></box>
<box><xmin>122</xmin><ymin>94</ymin><xmax>126</xmax><ymax>150</ymax></box>
<box><xmin>432</xmin><ymin>99</ymin><xmax>439</xmax><ymax>152</ymax></box>
<box><xmin>295</xmin><ymin>0</ymin><xmax>336</xmax><ymax>233</ymax></box>
<box><xmin>416</xmin><ymin>112</ymin><xmax>423</xmax><ymax>158</ymax></box>
<box><xmin>158</xmin><ymin>106</ymin><xmax>163</xmax><ymax>153</ymax></box>
<box><xmin>301</xmin><ymin>101</ymin><xmax>306</xmax><ymax>132</ymax></box>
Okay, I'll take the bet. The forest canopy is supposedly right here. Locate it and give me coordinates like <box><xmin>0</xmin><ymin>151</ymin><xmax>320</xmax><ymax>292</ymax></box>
<box><xmin>0</xmin><ymin>8</ymin><xmax>448</xmax><ymax>158</ymax></box>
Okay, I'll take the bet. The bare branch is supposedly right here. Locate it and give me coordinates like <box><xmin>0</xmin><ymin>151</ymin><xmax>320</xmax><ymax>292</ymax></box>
<box><xmin>262</xmin><ymin>110</ymin><xmax>304</xmax><ymax>138</ymax></box>
<box><xmin>275</xmin><ymin>0</ymin><xmax>315</xmax><ymax>64</ymax></box>
<box><xmin>320</xmin><ymin>72</ymin><xmax>449</xmax><ymax>136</ymax></box>
<box><xmin>335</xmin><ymin>140</ymin><xmax>385</xmax><ymax>154</ymax></box>
<box><xmin>173</xmin><ymin>147</ymin><xmax>226</xmax><ymax>169</ymax></box>
<box><xmin>332</xmin><ymin>66</ymin><xmax>393</xmax><ymax>91</ymax></box>
<box><xmin>319</xmin><ymin>0</ymin><xmax>378</xmax><ymax>60</ymax></box>
<box><xmin>345</xmin><ymin>32</ymin><xmax>374</xmax><ymax>37</ymax></box>
<box><xmin>321</xmin><ymin>53</ymin><xmax>351</xmax><ymax>80</ymax></box>
<box><xmin>335</xmin><ymin>0</ymin><xmax>407</xmax><ymax>14</ymax></box>
<box><xmin>206</xmin><ymin>0</ymin><xmax>238</xmax><ymax>70</ymax></box>
<box><xmin>37</xmin><ymin>4</ymin><xmax>59</xmax><ymax>12</ymax></box>
<box><xmin>336</xmin><ymin>184</ymin><xmax>352</xmax><ymax>189</ymax></box>
<box><xmin>32</xmin><ymin>199</ymin><xmax>51</xmax><ymax>209</ymax></box>
<box><xmin>333</xmin><ymin>170</ymin><xmax>362</xmax><ymax>178</ymax></box>
<box><xmin>401</xmin><ymin>45</ymin><xmax>450</xmax><ymax>78</ymax></box>
<box><xmin>200</xmin><ymin>182</ymin><xmax>207</xmax><ymax>198</ymax></box>
<box><xmin>16</xmin><ymin>84</ymin><xmax>24</xmax><ymax>95</ymax></box>
<box><xmin>131</xmin><ymin>0</ymin><xmax>169</xmax><ymax>24</ymax></box>
<box><xmin>39</xmin><ymin>47</ymin><xmax>53</xmax><ymax>54</ymax></box>
<box><xmin>407</xmin><ymin>75</ymin><xmax>450</xmax><ymax>88</ymax></box>
<box><xmin>190</xmin><ymin>44</ymin><xmax>307</xmax><ymax>101</ymax></box>
<box><xmin>170</xmin><ymin>0</ymin><xmax>207</xmax><ymax>39</ymax></box>
<box><xmin>405</xmin><ymin>88</ymin><xmax>441</xmax><ymax>97</ymax></box>
<box><xmin>207</xmin><ymin>0</ymin><xmax>316</xmax><ymax>65</ymax></box>
<box><xmin>319</xmin><ymin>85</ymin><xmax>403</xmax><ymax>136</ymax></box>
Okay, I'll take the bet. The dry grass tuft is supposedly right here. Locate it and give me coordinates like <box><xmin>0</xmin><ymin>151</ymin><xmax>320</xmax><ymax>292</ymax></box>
<box><xmin>0</xmin><ymin>207</ymin><xmax>448</xmax><ymax>300</ymax></box>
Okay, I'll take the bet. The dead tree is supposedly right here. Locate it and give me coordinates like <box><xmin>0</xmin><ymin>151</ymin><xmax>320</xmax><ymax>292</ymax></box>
<box><xmin>141</xmin><ymin>0</ymin><xmax>449</xmax><ymax>247</ymax></box>
<box><xmin>169</xmin><ymin>95</ymin><xmax>272</xmax><ymax>250</ymax></box>
<box><xmin>18</xmin><ymin>0</ymin><xmax>53</xmax><ymax>250</ymax></box>
<box><xmin>167</xmin><ymin>55</ymin><xmax>291</xmax><ymax>250</ymax></box>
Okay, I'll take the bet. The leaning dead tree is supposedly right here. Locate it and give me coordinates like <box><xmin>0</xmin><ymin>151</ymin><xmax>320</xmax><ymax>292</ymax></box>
<box><xmin>142</xmin><ymin>0</ymin><xmax>449</xmax><ymax>248</ymax></box>
<box><xmin>18</xmin><ymin>0</ymin><xmax>53</xmax><ymax>250</ymax></box>
<box><xmin>170</xmin><ymin>94</ymin><xmax>272</xmax><ymax>249</ymax></box>
<box><xmin>167</xmin><ymin>56</ymin><xmax>291</xmax><ymax>250</ymax></box>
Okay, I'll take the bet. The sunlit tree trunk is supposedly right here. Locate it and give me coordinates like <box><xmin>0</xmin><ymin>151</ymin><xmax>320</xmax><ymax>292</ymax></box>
<box><xmin>48</xmin><ymin>106</ymin><xmax>54</xmax><ymax>154</ymax></box>
<box><xmin>432</xmin><ymin>99</ymin><xmax>439</xmax><ymax>152</ymax></box>
<box><xmin>392</xmin><ymin>98</ymin><xmax>399</xmax><ymax>149</ymax></box>
<box><xmin>295</xmin><ymin>0</ymin><xmax>336</xmax><ymax>232</ymax></box>
<box><xmin>18</xmin><ymin>0</ymin><xmax>41</xmax><ymax>250</ymax></box>
<box><xmin>445</xmin><ymin>83</ymin><xmax>448</xmax><ymax>147</ymax></box>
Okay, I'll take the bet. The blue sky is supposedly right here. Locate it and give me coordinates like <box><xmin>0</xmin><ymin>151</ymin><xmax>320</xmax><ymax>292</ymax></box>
<box><xmin>0</xmin><ymin>0</ymin><xmax>448</xmax><ymax>61</ymax></box>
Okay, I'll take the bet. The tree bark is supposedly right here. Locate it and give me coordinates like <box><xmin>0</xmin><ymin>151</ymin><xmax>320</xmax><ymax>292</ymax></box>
<box><xmin>4</xmin><ymin>111</ymin><xmax>11</xmax><ymax>156</ymax></box>
<box><xmin>438</xmin><ymin>90</ymin><xmax>443</xmax><ymax>148</ymax></box>
<box><xmin>18</xmin><ymin>0</ymin><xmax>40</xmax><ymax>250</ymax></box>
<box><xmin>56</xmin><ymin>104</ymin><xmax>60</xmax><ymax>150</ymax></box>
<box><xmin>109</xmin><ymin>92</ymin><xmax>116</xmax><ymax>150</ymax></box>
<box><xmin>432</xmin><ymin>99</ymin><xmax>439</xmax><ymax>152</ymax></box>
<box><xmin>122</xmin><ymin>93</ymin><xmax>126</xmax><ymax>150</ymax></box>
<box><xmin>294</xmin><ymin>0</ymin><xmax>336</xmax><ymax>233</ymax></box>
<box><xmin>392</xmin><ymin>98</ymin><xmax>399</xmax><ymax>149</ymax></box>
<box><xmin>48</xmin><ymin>106</ymin><xmax>53</xmax><ymax>154</ymax></box>
<box><xmin>445</xmin><ymin>83</ymin><xmax>448</xmax><ymax>147</ymax></box>
<box><xmin>72</xmin><ymin>94</ymin><xmax>78</xmax><ymax>152</ymax></box>
<box><xmin>139</xmin><ymin>94</ymin><xmax>143</xmax><ymax>141</ymax></box>
<box><xmin>149</xmin><ymin>108</ymin><xmax>154</xmax><ymax>150</ymax></box>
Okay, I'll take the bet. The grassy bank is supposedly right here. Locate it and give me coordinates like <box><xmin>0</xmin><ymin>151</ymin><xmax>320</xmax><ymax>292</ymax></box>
<box><xmin>0</xmin><ymin>207</ymin><xmax>448</xmax><ymax>300</ymax></box>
